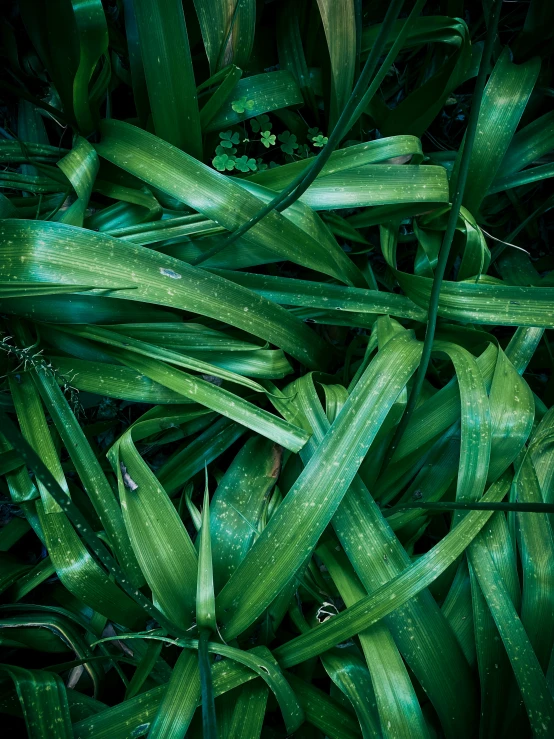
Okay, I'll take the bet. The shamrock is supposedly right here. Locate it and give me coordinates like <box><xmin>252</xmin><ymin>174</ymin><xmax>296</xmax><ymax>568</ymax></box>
<box><xmin>307</xmin><ymin>126</ymin><xmax>321</xmax><ymax>141</ymax></box>
<box><xmin>231</xmin><ymin>97</ymin><xmax>255</xmax><ymax>114</ymax></box>
<box><xmin>215</xmin><ymin>144</ymin><xmax>236</xmax><ymax>156</ymax></box>
<box><xmin>278</xmin><ymin>131</ymin><xmax>299</xmax><ymax>156</ymax></box>
<box><xmin>212</xmin><ymin>153</ymin><xmax>236</xmax><ymax>172</ymax></box>
<box><xmin>234</xmin><ymin>155</ymin><xmax>257</xmax><ymax>173</ymax></box>
<box><xmin>251</xmin><ymin>114</ymin><xmax>271</xmax><ymax>133</ymax></box>
<box><xmin>307</xmin><ymin>127</ymin><xmax>329</xmax><ymax>147</ymax></box>
<box><xmin>297</xmin><ymin>143</ymin><xmax>311</xmax><ymax>159</ymax></box>
<box><xmin>260</xmin><ymin>130</ymin><xmax>276</xmax><ymax>148</ymax></box>
<box><xmin>256</xmin><ymin>158</ymin><xmax>268</xmax><ymax>171</ymax></box>
<box><xmin>219</xmin><ymin>130</ymin><xmax>240</xmax><ymax>148</ymax></box>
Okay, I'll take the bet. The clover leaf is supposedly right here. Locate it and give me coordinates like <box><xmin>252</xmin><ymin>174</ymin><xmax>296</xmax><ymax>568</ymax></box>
<box><xmin>234</xmin><ymin>155</ymin><xmax>257</xmax><ymax>173</ymax></box>
<box><xmin>312</xmin><ymin>134</ymin><xmax>328</xmax><ymax>148</ymax></box>
<box><xmin>307</xmin><ymin>126</ymin><xmax>321</xmax><ymax>141</ymax></box>
<box><xmin>215</xmin><ymin>144</ymin><xmax>237</xmax><ymax>156</ymax></box>
<box><xmin>231</xmin><ymin>97</ymin><xmax>255</xmax><ymax>114</ymax></box>
<box><xmin>212</xmin><ymin>153</ymin><xmax>236</xmax><ymax>172</ymax></box>
<box><xmin>260</xmin><ymin>130</ymin><xmax>276</xmax><ymax>148</ymax></box>
<box><xmin>219</xmin><ymin>130</ymin><xmax>240</xmax><ymax>148</ymax></box>
<box><xmin>251</xmin><ymin>114</ymin><xmax>271</xmax><ymax>133</ymax></box>
<box><xmin>278</xmin><ymin>131</ymin><xmax>299</xmax><ymax>156</ymax></box>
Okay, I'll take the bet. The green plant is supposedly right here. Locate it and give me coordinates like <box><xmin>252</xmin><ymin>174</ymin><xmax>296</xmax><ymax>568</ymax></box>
<box><xmin>260</xmin><ymin>130</ymin><xmax>276</xmax><ymax>148</ymax></box>
<box><xmin>278</xmin><ymin>131</ymin><xmax>299</xmax><ymax>156</ymax></box>
<box><xmin>308</xmin><ymin>127</ymin><xmax>329</xmax><ymax>147</ymax></box>
<box><xmin>218</xmin><ymin>130</ymin><xmax>240</xmax><ymax>148</ymax></box>
<box><xmin>234</xmin><ymin>155</ymin><xmax>257</xmax><ymax>172</ymax></box>
<box><xmin>0</xmin><ymin>0</ymin><xmax>553</xmax><ymax>737</ymax></box>
<box><xmin>231</xmin><ymin>97</ymin><xmax>255</xmax><ymax>114</ymax></box>
<box><xmin>250</xmin><ymin>114</ymin><xmax>271</xmax><ymax>133</ymax></box>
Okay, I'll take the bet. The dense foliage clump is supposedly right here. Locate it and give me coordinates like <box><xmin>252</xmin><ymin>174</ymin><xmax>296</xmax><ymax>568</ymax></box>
<box><xmin>0</xmin><ymin>0</ymin><xmax>553</xmax><ymax>737</ymax></box>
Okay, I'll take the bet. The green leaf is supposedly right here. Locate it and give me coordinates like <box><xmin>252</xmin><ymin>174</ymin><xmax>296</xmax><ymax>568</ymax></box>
<box><xmin>514</xmin><ymin>452</ymin><xmax>554</xmax><ymax>668</ymax></box>
<box><xmin>107</xmin><ymin>416</ymin><xmax>198</xmax><ymax>629</ymax></box>
<box><xmin>133</xmin><ymin>0</ymin><xmax>202</xmax><ymax>158</ymax></box>
<box><xmin>286</xmin><ymin>672</ymin><xmax>366</xmax><ymax>739</ymax></box>
<box><xmin>315</xmin><ymin>0</ymin><xmax>355</xmax><ymax>128</ymax></box>
<box><xmin>285</xmin><ymin>369</ymin><xmax>476</xmax><ymax>735</ymax></box>
<box><xmin>278</xmin><ymin>131</ymin><xmax>298</xmax><ymax>156</ymax></box>
<box><xmin>234</xmin><ymin>155</ymin><xmax>257</xmax><ymax>173</ymax></box>
<box><xmin>192</xmin><ymin>0</ymin><xmax>255</xmax><ymax>73</ymax></box>
<box><xmin>51</xmin><ymin>322</ymin><xmax>269</xmax><ymax>394</ymax></box>
<box><xmin>210</xmin><ymin>436</ymin><xmax>281</xmax><ymax>592</ymax></box>
<box><xmin>157</xmin><ymin>416</ymin><xmax>246</xmax><ymax>495</ymax></box>
<box><xmin>125</xmin><ymin>639</ymin><xmax>164</xmax><ymax>700</ymax></box>
<box><xmin>217</xmin><ymin>333</ymin><xmax>422</xmax><ymax>639</ymax></box>
<box><xmin>70</xmin><ymin>0</ymin><xmax>109</xmax><ymax>134</ymax></box>
<box><xmin>51</xmin><ymin>356</ymin><xmax>188</xmax><ymax>404</ymax></box>
<box><xmin>316</xmin><ymin>533</ymin><xmax>425</xmax><ymax>738</ymax></box>
<box><xmin>468</xmin><ymin>530</ymin><xmax>554</xmax><ymax>736</ymax></box>
<box><xmin>362</xmin><ymin>16</ymin><xmax>472</xmax><ymax>137</ymax></box>
<box><xmin>197</xmin><ymin>476</ymin><xmax>216</xmax><ymax>632</ymax></box>
<box><xmin>95</xmin><ymin>120</ymin><xmax>363</xmax><ymax>287</ymax></box>
<box><xmin>32</xmin><ymin>364</ymin><xmax>142</xmax><ymax>585</ymax></box>
<box><xmin>204</xmin><ymin>72</ymin><xmax>303</xmax><ymax>132</ymax></box>
<box><xmin>453</xmin><ymin>47</ymin><xmax>541</xmax><ymax>215</ymax></box>
<box><xmin>494</xmin><ymin>110</ymin><xmax>554</xmax><ymax>182</ymax></box>
<box><xmin>210</xmin><ymin>269</ymin><xmax>427</xmax><ymax>321</ymax></box>
<box><xmin>122</xmin><ymin>0</ymin><xmax>150</xmax><ymax>126</ymax></box>
<box><xmin>104</xmin><ymin>347</ymin><xmax>309</xmax><ymax>451</ymax></box>
<box><xmin>72</xmin><ymin>645</ymin><xmax>276</xmax><ymax>738</ymax></box>
<box><xmin>227</xmin><ymin>681</ymin><xmax>268</xmax><ymax>739</ymax></box>
<box><xmin>200</xmin><ymin>66</ymin><xmax>243</xmax><ymax>129</ymax></box>
<box><xmin>396</xmin><ymin>272</ymin><xmax>554</xmax><ymax>328</ymax></box>
<box><xmin>213</xmin><ymin>153</ymin><xmax>235</xmax><ymax>171</ymax></box>
<box><xmin>56</xmin><ymin>137</ymin><xmax>99</xmax><ymax>227</ymax></box>
<box><xmin>250</xmin><ymin>135</ymin><xmax>424</xmax><ymax>190</ymax></box>
<box><xmin>0</xmin><ymin>664</ymin><xmax>73</xmax><ymax>739</ymax></box>
<box><xmin>273</xmin><ymin>475</ymin><xmax>511</xmax><ymax>667</ymax></box>
<box><xmin>0</xmin><ymin>283</ymin><xmax>104</xmax><ymax>298</ymax></box>
<box><xmin>260</xmin><ymin>131</ymin><xmax>276</xmax><ymax>148</ymax></box>
<box><xmin>219</xmin><ymin>130</ymin><xmax>241</xmax><ymax>147</ymax></box>
<box><xmin>250</xmin><ymin>115</ymin><xmax>271</xmax><ymax>133</ymax></box>
<box><xmin>276</xmin><ymin>3</ymin><xmax>318</xmax><ymax>115</ymax></box>
<box><xmin>147</xmin><ymin>649</ymin><xmax>200</xmax><ymax>739</ymax></box>
<box><xmin>312</xmin><ymin>134</ymin><xmax>328</xmax><ymax>148</ymax></box>
<box><xmin>3</xmin><ymin>8</ymin><xmax>553</xmax><ymax>738</ymax></box>
<box><xmin>295</xmin><ymin>164</ymin><xmax>449</xmax><ymax>210</ymax></box>
<box><xmin>8</xmin><ymin>362</ymin><xmax>143</xmax><ymax>626</ymax></box>
<box><xmin>0</xmin><ymin>218</ymin><xmax>329</xmax><ymax>369</ymax></box>
<box><xmin>231</xmin><ymin>97</ymin><xmax>255</xmax><ymax>114</ymax></box>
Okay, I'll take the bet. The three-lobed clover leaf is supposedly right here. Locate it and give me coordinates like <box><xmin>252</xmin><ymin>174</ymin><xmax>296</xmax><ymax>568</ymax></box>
<box><xmin>251</xmin><ymin>114</ymin><xmax>271</xmax><ymax>133</ymax></box>
<box><xmin>231</xmin><ymin>97</ymin><xmax>255</xmax><ymax>114</ymax></box>
<box><xmin>307</xmin><ymin>127</ymin><xmax>328</xmax><ymax>147</ymax></box>
<box><xmin>260</xmin><ymin>130</ymin><xmax>276</xmax><ymax>148</ymax></box>
<box><xmin>212</xmin><ymin>153</ymin><xmax>236</xmax><ymax>172</ymax></box>
<box><xmin>256</xmin><ymin>158</ymin><xmax>268</xmax><ymax>171</ymax></box>
<box><xmin>215</xmin><ymin>144</ymin><xmax>237</xmax><ymax>156</ymax></box>
<box><xmin>278</xmin><ymin>131</ymin><xmax>299</xmax><ymax>156</ymax></box>
<box><xmin>234</xmin><ymin>155</ymin><xmax>257</xmax><ymax>172</ymax></box>
<box><xmin>219</xmin><ymin>130</ymin><xmax>240</xmax><ymax>148</ymax></box>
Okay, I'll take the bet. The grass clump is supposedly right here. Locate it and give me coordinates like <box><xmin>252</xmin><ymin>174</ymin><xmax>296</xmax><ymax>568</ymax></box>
<box><xmin>0</xmin><ymin>0</ymin><xmax>553</xmax><ymax>737</ymax></box>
